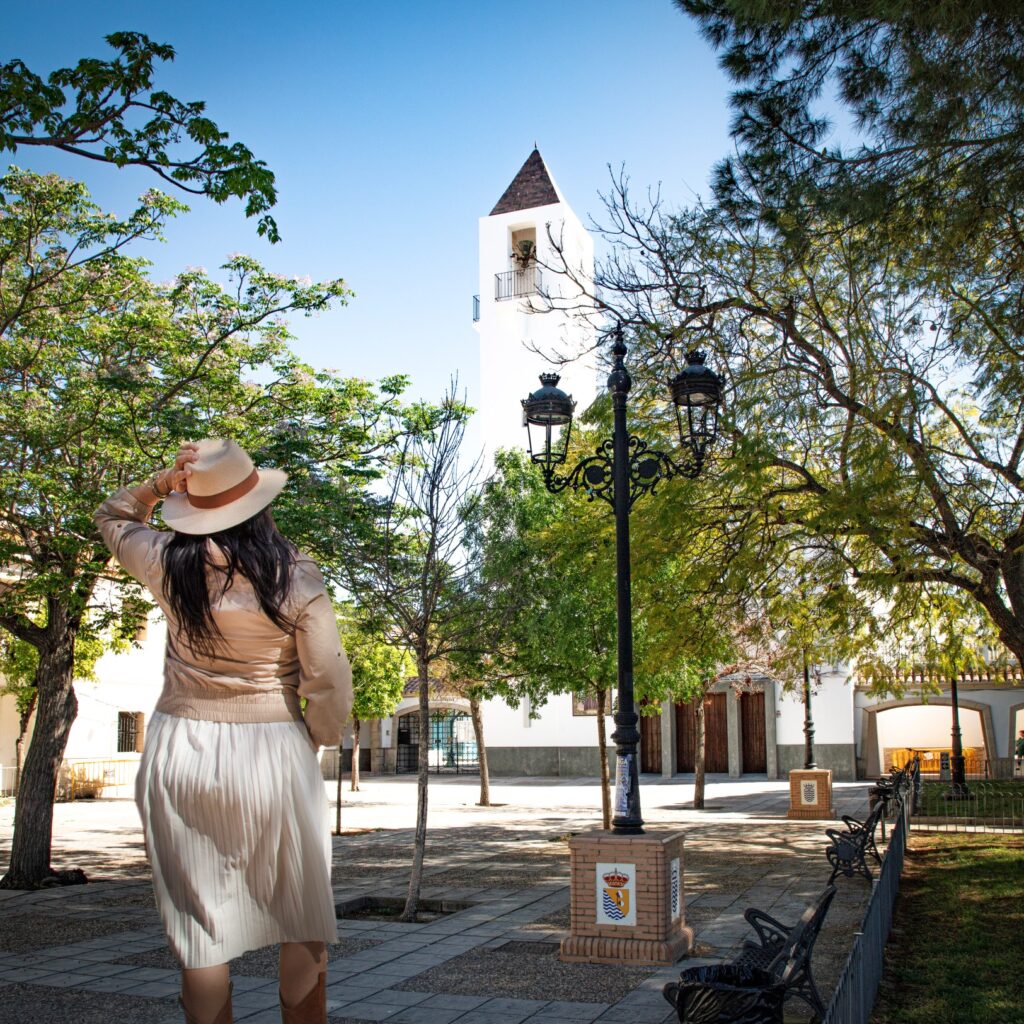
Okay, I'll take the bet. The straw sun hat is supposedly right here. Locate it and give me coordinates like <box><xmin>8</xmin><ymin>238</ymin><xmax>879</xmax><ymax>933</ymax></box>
<box><xmin>161</xmin><ymin>438</ymin><xmax>287</xmax><ymax>535</ymax></box>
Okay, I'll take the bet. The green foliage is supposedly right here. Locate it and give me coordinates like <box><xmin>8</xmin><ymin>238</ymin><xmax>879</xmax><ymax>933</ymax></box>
<box><xmin>468</xmin><ymin>444</ymin><xmax>737</xmax><ymax>713</ymax></box>
<box><xmin>601</xmin><ymin>2</ymin><xmax>1024</xmax><ymax>669</ymax></box>
<box><xmin>678</xmin><ymin>2</ymin><xmax>1024</xmax><ymax>270</ymax></box>
<box><xmin>587</xmin><ymin>170</ymin><xmax>1024</xmax><ymax>670</ymax></box>
<box><xmin>337</xmin><ymin>607</ymin><xmax>410</xmax><ymax>721</ymax></box>
<box><xmin>1</xmin><ymin>31</ymin><xmax>280</xmax><ymax>239</ymax></box>
<box><xmin>0</xmin><ymin>166</ymin><xmax>397</xmax><ymax>673</ymax></box>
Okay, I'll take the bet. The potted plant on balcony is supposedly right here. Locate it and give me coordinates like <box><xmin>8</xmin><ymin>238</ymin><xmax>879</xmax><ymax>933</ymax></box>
<box><xmin>511</xmin><ymin>239</ymin><xmax>536</xmax><ymax>267</ymax></box>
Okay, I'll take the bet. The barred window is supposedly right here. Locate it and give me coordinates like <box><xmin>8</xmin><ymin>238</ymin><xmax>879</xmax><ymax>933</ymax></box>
<box><xmin>117</xmin><ymin>711</ymin><xmax>144</xmax><ymax>753</ymax></box>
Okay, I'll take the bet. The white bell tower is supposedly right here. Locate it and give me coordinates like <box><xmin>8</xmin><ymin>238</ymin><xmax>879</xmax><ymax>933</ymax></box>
<box><xmin>475</xmin><ymin>149</ymin><xmax>597</xmax><ymax>464</ymax></box>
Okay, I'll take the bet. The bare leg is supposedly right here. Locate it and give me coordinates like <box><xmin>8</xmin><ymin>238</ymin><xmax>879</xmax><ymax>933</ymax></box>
<box><xmin>180</xmin><ymin>964</ymin><xmax>230</xmax><ymax>1023</ymax></box>
<box><xmin>280</xmin><ymin>941</ymin><xmax>326</xmax><ymax>1006</ymax></box>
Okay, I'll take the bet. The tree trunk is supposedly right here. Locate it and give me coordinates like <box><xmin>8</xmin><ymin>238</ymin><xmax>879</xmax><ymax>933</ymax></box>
<box><xmin>597</xmin><ymin>687</ymin><xmax>611</xmax><ymax>830</ymax></box>
<box><xmin>14</xmin><ymin>692</ymin><xmax>37</xmax><ymax>796</ymax></box>
<box><xmin>693</xmin><ymin>695</ymin><xmax>706</xmax><ymax>811</ymax></box>
<box><xmin>350</xmin><ymin>716</ymin><xmax>361</xmax><ymax>792</ymax></box>
<box><xmin>334</xmin><ymin>742</ymin><xmax>343</xmax><ymax>835</ymax></box>
<box><xmin>469</xmin><ymin>696</ymin><xmax>490</xmax><ymax>807</ymax></box>
<box><xmin>1</xmin><ymin>637</ymin><xmax>79</xmax><ymax>889</ymax></box>
<box><xmin>401</xmin><ymin>654</ymin><xmax>430</xmax><ymax>922</ymax></box>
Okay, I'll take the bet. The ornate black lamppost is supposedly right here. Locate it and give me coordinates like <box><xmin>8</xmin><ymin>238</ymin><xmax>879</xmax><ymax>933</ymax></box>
<box><xmin>522</xmin><ymin>327</ymin><xmax>723</xmax><ymax>834</ymax></box>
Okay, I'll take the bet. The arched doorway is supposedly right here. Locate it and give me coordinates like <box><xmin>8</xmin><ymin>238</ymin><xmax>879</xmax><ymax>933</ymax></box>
<box><xmin>863</xmin><ymin>700</ymin><xmax>994</xmax><ymax>779</ymax></box>
<box><xmin>396</xmin><ymin>709</ymin><xmax>478</xmax><ymax>774</ymax></box>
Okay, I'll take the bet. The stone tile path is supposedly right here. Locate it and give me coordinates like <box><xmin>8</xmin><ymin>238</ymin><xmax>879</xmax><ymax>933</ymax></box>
<box><xmin>0</xmin><ymin>777</ymin><xmax>878</xmax><ymax>1023</ymax></box>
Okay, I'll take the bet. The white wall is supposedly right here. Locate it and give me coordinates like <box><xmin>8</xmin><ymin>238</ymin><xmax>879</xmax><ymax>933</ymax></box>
<box><xmin>775</xmin><ymin>668</ymin><xmax>854</xmax><ymax>745</ymax></box>
<box><xmin>0</xmin><ymin>691</ymin><xmax>21</xmax><ymax>768</ymax></box>
<box><xmin>64</xmin><ymin>615</ymin><xmax>166</xmax><ymax>760</ymax></box>
<box><xmin>481</xmin><ymin>692</ymin><xmax>610</xmax><ymax>748</ymax></box>
<box><xmin>477</xmin><ymin>181</ymin><xmax>597</xmax><ymax>466</ymax></box>
<box><xmin>874</xmin><ymin>704</ymin><xmax>984</xmax><ymax>749</ymax></box>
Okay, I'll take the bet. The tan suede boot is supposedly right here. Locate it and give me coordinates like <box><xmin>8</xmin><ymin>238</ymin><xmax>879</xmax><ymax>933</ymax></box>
<box><xmin>280</xmin><ymin>971</ymin><xmax>326</xmax><ymax>1024</ymax></box>
<box><xmin>179</xmin><ymin>981</ymin><xmax>233</xmax><ymax>1024</ymax></box>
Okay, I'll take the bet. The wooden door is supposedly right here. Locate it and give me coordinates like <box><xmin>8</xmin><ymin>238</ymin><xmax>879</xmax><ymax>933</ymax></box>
<box><xmin>704</xmin><ymin>693</ymin><xmax>729</xmax><ymax>773</ymax></box>
<box><xmin>741</xmin><ymin>691</ymin><xmax>767</xmax><ymax>773</ymax></box>
<box><xmin>640</xmin><ymin>711</ymin><xmax>662</xmax><ymax>774</ymax></box>
<box><xmin>675</xmin><ymin>694</ymin><xmax>729</xmax><ymax>773</ymax></box>
<box><xmin>676</xmin><ymin>699</ymin><xmax>695</xmax><ymax>772</ymax></box>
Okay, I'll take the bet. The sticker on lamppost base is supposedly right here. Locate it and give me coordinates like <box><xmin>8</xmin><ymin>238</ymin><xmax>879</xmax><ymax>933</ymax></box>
<box><xmin>670</xmin><ymin>857</ymin><xmax>681</xmax><ymax>921</ymax></box>
<box><xmin>596</xmin><ymin>863</ymin><xmax>636</xmax><ymax>926</ymax></box>
<box><xmin>800</xmin><ymin>780</ymin><xmax>819</xmax><ymax>805</ymax></box>
<box><xmin>614</xmin><ymin>754</ymin><xmax>632</xmax><ymax>815</ymax></box>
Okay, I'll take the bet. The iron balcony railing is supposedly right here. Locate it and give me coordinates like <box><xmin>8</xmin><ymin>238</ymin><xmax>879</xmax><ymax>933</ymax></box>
<box><xmin>472</xmin><ymin>294</ymin><xmax>480</xmax><ymax>321</ymax></box>
<box><xmin>495</xmin><ymin>266</ymin><xmax>542</xmax><ymax>301</ymax></box>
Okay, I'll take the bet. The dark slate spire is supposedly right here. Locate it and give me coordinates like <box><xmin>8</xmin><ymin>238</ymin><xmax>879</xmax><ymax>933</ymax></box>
<box><xmin>490</xmin><ymin>148</ymin><xmax>560</xmax><ymax>215</ymax></box>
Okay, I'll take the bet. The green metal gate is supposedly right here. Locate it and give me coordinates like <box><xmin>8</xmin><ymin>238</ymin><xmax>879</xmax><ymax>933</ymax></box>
<box><xmin>396</xmin><ymin>709</ymin><xmax>478</xmax><ymax>774</ymax></box>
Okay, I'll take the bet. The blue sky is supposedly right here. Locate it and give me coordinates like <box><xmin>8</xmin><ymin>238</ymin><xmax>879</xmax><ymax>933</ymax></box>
<box><xmin>5</xmin><ymin>1</ymin><xmax>733</xmax><ymax>424</ymax></box>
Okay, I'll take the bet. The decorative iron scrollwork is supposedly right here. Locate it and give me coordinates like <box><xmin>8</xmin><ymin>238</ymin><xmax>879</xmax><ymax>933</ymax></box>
<box><xmin>541</xmin><ymin>435</ymin><xmax>704</xmax><ymax>509</ymax></box>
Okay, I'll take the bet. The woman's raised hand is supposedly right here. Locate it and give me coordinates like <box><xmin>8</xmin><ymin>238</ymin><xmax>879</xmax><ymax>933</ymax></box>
<box><xmin>168</xmin><ymin>443</ymin><xmax>200</xmax><ymax>494</ymax></box>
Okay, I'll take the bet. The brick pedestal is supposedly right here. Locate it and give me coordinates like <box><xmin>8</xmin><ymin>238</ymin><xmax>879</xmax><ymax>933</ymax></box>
<box><xmin>787</xmin><ymin>768</ymin><xmax>835</xmax><ymax>819</ymax></box>
<box><xmin>559</xmin><ymin>830</ymin><xmax>693</xmax><ymax>966</ymax></box>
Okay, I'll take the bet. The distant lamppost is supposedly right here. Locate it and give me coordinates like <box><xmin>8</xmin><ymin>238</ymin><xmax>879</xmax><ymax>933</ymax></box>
<box><xmin>802</xmin><ymin>652</ymin><xmax>817</xmax><ymax>770</ymax></box>
<box><xmin>948</xmin><ymin>673</ymin><xmax>972</xmax><ymax>799</ymax></box>
<box><xmin>522</xmin><ymin>327</ymin><xmax>723</xmax><ymax>834</ymax></box>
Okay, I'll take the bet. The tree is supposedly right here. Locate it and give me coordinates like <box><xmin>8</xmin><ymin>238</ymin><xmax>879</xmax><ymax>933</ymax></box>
<box><xmin>2</xmin><ymin>31</ymin><xmax>279</xmax><ymax>239</ymax></box>
<box><xmin>339</xmin><ymin>611</ymin><xmax>408</xmax><ymax>794</ymax></box>
<box><xmin>547</xmin><ymin>172</ymin><xmax>1024</xmax><ymax>672</ymax></box>
<box><xmin>341</xmin><ymin>385</ymin><xmax>484</xmax><ymax>920</ymax></box>
<box><xmin>0</xmin><ymin>170</ymin><xmax>397</xmax><ymax>888</ymax></box>
<box><xmin>0</xmin><ymin>621</ymin><xmax>140</xmax><ymax>794</ymax></box>
<box><xmin>678</xmin><ymin>2</ymin><xmax>1024</xmax><ymax>272</ymax></box>
<box><xmin>466</xmin><ymin>448</ymin><xmax>617</xmax><ymax>825</ymax></box>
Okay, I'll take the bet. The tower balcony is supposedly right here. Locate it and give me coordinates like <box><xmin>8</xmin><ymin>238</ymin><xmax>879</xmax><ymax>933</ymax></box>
<box><xmin>495</xmin><ymin>266</ymin><xmax>542</xmax><ymax>301</ymax></box>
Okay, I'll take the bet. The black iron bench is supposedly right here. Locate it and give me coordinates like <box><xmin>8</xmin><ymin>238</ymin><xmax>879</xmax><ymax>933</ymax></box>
<box><xmin>663</xmin><ymin>885</ymin><xmax>837</xmax><ymax>1023</ymax></box>
<box><xmin>825</xmin><ymin>800</ymin><xmax>887</xmax><ymax>884</ymax></box>
<box><xmin>869</xmin><ymin>762</ymin><xmax>913</xmax><ymax>817</ymax></box>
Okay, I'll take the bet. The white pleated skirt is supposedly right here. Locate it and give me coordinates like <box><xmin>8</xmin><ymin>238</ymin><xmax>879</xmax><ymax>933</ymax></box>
<box><xmin>135</xmin><ymin>711</ymin><xmax>338</xmax><ymax>968</ymax></box>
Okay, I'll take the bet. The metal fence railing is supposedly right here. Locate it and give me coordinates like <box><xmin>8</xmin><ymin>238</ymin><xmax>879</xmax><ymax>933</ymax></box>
<box><xmin>822</xmin><ymin>767</ymin><xmax>916</xmax><ymax>1024</ymax></box>
<box><xmin>56</xmin><ymin>758</ymin><xmax>140</xmax><ymax>801</ymax></box>
<box><xmin>913</xmin><ymin>780</ymin><xmax>1024</xmax><ymax>833</ymax></box>
<box><xmin>0</xmin><ymin>765</ymin><xmax>17</xmax><ymax>797</ymax></box>
<box><xmin>495</xmin><ymin>266</ymin><xmax>542</xmax><ymax>301</ymax></box>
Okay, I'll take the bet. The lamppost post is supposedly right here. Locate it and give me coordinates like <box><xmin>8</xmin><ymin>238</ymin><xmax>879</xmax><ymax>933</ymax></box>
<box><xmin>949</xmin><ymin>672</ymin><xmax>969</xmax><ymax>797</ymax></box>
<box><xmin>521</xmin><ymin>326</ymin><xmax>723</xmax><ymax>836</ymax></box>
<box><xmin>608</xmin><ymin>334</ymin><xmax>643</xmax><ymax>833</ymax></box>
<box><xmin>802</xmin><ymin>652</ymin><xmax>817</xmax><ymax>770</ymax></box>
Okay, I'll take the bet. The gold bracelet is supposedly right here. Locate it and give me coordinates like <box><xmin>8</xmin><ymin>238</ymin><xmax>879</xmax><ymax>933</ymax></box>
<box><xmin>148</xmin><ymin>474</ymin><xmax>172</xmax><ymax>499</ymax></box>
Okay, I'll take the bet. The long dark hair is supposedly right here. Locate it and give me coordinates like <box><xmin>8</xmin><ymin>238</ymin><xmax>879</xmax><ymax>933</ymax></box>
<box><xmin>162</xmin><ymin>507</ymin><xmax>298</xmax><ymax>658</ymax></box>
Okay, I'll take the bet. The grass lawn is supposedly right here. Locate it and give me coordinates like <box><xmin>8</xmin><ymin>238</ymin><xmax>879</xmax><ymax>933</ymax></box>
<box><xmin>871</xmin><ymin>832</ymin><xmax>1024</xmax><ymax>1024</ymax></box>
<box><xmin>917</xmin><ymin>780</ymin><xmax>1024</xmax><ymax>819</ymax></box>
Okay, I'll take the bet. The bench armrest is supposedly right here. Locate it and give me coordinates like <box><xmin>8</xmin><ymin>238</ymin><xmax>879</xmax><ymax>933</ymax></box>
<box><xmin>743</xmin><ymin>906</ymin><xmax>790</xmax><ymax>948</ymax></box>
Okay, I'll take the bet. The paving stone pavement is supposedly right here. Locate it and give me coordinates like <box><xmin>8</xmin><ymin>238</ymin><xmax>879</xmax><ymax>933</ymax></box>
<box><xmin>0</xmin><ymin>776</ymin><xmax>879</xmax><ymax>1023</ymax></box>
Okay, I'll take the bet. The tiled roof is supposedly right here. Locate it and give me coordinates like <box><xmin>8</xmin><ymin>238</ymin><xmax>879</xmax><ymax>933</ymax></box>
<box><xmin>490</xmin><ymin>148</ymin><xmax>560</xmax><ymax>215</ymax></box>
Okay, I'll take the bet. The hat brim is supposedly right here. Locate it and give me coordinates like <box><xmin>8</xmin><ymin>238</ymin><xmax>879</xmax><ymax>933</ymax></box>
<box><xmin>161</xmin><ymin>469</ymin><xmax>288</xmax><ymax>535</ymax></box>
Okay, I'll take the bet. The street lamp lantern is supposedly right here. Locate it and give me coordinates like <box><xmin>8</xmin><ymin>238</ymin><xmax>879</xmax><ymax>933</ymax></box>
<box><xmin>522</xmin><ymin>372</ymin><xmax>576</xmax><ymax>471</ymax></box>
<box><xmin>670</xmin><ymin>350</ymin><xmax>723</xmax><ymax>469</ymax></box>
<box><xmin>521</xmin><ymin>327</ymin><xmax>723</xmax><ymax>835</ymax></box>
